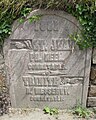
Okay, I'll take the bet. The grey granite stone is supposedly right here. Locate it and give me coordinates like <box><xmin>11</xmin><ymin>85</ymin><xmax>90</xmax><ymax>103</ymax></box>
<box><xmin>4</xmin><ymin>10</ymin><xmax>92</xmax><ymax>109</ymax></box>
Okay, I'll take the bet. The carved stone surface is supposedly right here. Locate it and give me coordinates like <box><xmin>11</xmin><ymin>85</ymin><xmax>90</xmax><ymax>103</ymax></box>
<box><xmin>4</xmin><ymin>10</ymin><xmax>92</xmax><ymax>109</ymax></box>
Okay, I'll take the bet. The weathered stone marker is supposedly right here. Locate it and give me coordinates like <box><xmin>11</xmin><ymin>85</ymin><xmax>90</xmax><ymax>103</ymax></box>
<box><xmin>4</xmin><ymin>10</ymin><xmax>92</xmax><ymax>108</ymax></box>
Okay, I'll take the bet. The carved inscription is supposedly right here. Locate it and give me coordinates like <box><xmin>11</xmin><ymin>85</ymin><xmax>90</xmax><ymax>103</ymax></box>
<box><xmin>28</xmin><ymin>63</ymin><xmax>66</xmax><ymax>70</ymax></box>
<box><xmin>30</xmin><ymin>96</ymin><xmax>65</xmax><ymax>102</ymax></box>
<box><xmin>4</xmin><ymin>10</ymin><xmax>92</xmax><ymax>109</ymax></box>
<box><xmin>9</xmin><ymin>18</ymin><xmax>83</xmax><ymax>103</ymax></box>
<box><xmin>10</xmin><ymin>37</ymin><xmax>83</xmax><ymax>102</ymax></box>
<box><xmin>23</xmin><ymin>76</ymin><xmax>59</xmax><ymax>86</ymax></box>
<box><xmin>23</xmin><ymin>76</ymin><xmax>83</xmax><ymax>86</ymax></box>
<box><xmin>34</xmin><ymin>20</ymin><xmax>59</xmax><ymax>31</ymax></box>
<box><xmin>10</xmin><ymin>38</ymin><xmax>71</xmax><ymax>50</ymax></box>
<box><xmin>22</xmin><ymin>76</ymin><xmax>83</xmax><ymax>101</ymax></box>
<box><xmin>29</xmin><ymin>52</ymin><xmax>70</xmax><ymax>62</ymax></box>
<box><xmin>26</xmin><ymin>87</ymin><xmax>69</xmax><ymax>95</ymax></box>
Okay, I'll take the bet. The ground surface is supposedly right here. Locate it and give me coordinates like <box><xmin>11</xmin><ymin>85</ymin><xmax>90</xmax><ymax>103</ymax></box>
<box><xmin>0</xmin><ymin>108</ymin><xmax>96</xmax><ymax>120</ymax></box>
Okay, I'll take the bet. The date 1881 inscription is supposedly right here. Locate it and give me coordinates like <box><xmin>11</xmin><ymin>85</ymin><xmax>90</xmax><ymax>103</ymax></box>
<box><xmin>4</xmin><ymin>10</ymin><xmax>92</xmax><ymax>108</ymax></box>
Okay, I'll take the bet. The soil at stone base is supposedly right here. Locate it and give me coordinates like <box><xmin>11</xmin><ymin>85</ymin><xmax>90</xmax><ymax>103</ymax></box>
<box><xmin>0</xmin><ymin>108</ymin><xmax>96</xmax><ymax>120</ymax></box>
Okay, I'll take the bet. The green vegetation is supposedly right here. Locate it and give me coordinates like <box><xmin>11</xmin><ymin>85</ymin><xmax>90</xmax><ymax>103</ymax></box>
<box><xmin>73</xmin><ymin>105</ymin><xmax>92</xmax><ymax>118</ymax></box>
<box><xmin>0</xmin><ymin>0</ymin><xmax>96</xmax><ymax>49</ymax></box>
<box><xmin>29</xmin><ymin>15</ymin><xmax>42</xmax><ymax>23</ymax></box>
<box><xmin>43</xmin><ymin>106</ymin><xmax>58</xmax><ymax>115</ymax></box>
<box><xmin>72</xmin><ymin>0</ymin><xmax>96</xmax><ymax>49</ymax></box>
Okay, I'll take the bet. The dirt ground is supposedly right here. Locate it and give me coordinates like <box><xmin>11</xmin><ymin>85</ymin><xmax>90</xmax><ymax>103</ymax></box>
<box><xmin>0</xmin><ymin>108</ymin><xmax>96</xmax><ymax>120</ymax></box>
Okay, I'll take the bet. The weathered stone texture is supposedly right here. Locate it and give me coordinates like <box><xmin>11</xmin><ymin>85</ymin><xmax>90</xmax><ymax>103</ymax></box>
<box><xmin>0</xmin><ymin>53</ymin><xmax>5</xmax><ymax>91</ymax></box>
<box><xmin>90</xmin><ymin>66</ymin><xmax>96</xmax><ymax>85</ymax></box>
<box><xmin>89</xmin><ymin>85</ymin><xmax>96</xmax><ymax>97</ymax></box>
<box><xmin>88</xmin><ymin>97</ymin><xmax>96</xmax><ymax>107</ymax></box>
<box><xmin>0</xmin><ymin>50</ymin><xmax>10</xmax><ymax>115</ymax></box>
<box><xmin>93</xmin><ymin>48</ymin><xmax>96</xmax><ymax>64</ymax></box>
<box><xmin>0</xmin><ymin>74</ymin><xmax>4</xmax><ymax>89</ymax></box>
<box><xmin>0</xmin><ymin>54</ymin><xmax>4</xmax><ymax>73</ymax></box>
<box><xmin>4</xmin><ymin>10</ymin><xmax>92</xmax><ymax>109</ymax></box>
